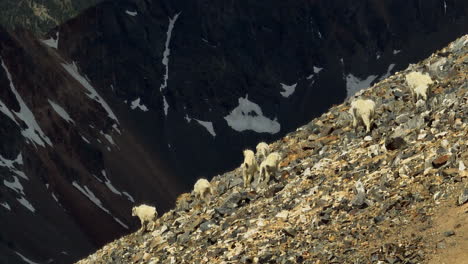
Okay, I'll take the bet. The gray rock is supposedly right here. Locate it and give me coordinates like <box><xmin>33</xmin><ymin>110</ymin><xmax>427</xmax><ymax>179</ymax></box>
<box><xmin>385</xmin><ymin>137</ymin><xmax>406</xmax><ymax>151</ymax></box>
<box><xmin>443</xmin><ymin>230</ymin><xmax>455</xmax><ymax>237</ymax></box>
<box><xmin>458</xmin><ymin>188</ymin><xmax>468</xmax><ymax>206</ymax></box>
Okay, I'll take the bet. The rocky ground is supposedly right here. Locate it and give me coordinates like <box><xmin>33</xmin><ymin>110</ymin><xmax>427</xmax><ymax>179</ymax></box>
<box><xmin>77</xmin><ymin>35</ymin><xmax>467</xmax><ymax>264</ymax></box>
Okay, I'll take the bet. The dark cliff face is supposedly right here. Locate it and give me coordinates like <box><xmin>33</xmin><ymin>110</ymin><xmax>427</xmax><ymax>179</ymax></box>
<box><xmin>0</xmin><ymin>0</ymin><xmax>467</xmax><ymax>262</ymax></box>
<box><xmin>0</xmin><ymin>28</ymin><xmax>181</xmax><ymax>263</ymax></box>
<box><xmin>56</xmin><ymin>0</ymin><xmax>467</xmax><ymax>187</ymax></box>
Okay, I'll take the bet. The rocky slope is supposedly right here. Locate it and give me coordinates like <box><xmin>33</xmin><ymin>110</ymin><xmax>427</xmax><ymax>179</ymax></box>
<box><xmin>77</xmin><ymin>35</ymin><xmax>468</xmax><ymax>264</ymax></box>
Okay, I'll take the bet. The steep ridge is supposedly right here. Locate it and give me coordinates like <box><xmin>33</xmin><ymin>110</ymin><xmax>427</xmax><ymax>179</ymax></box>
<box><xmin>51</xmin><ymin>0</ymin><xmax>468</xmax><ymax>198</ymax></box>
<box><xmin>77</xmin><ymin>35</ymin><xmax>467</xmax><ymax>264</ymax></box>
<box><xmin>0</xmin><ymin>27</ymin><xmax>182</xmax><ymax>263</ymax></box>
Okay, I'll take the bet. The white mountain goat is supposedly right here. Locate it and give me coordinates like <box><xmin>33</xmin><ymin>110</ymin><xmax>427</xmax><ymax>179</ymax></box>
<box><xmin>193</xmin><ymin>178</ymin><xmax>213</xmax><ymax>202</ymax></box>
<box><xmin>241</xmin><ymin>149</ymin><xmax>258</xmax><ymax>188</ymax></box>
<box><xmin>256</xmin><ymin>142</ymin><xmax>270</xmax><ymax>161</ymax></box>
<box><xmin>132</xmin><ymin>204</ymin><xmax>157</xmax><ymax>231</ymax></box>
<box><xmin>405</xmin><ymin>71</ymin><xmax>433</xmax><ymax>103</ymax></box>
<box><xmin>258</xmin><ymin>152</ymin><xmax>282</xmax><ymax>185</ymax></box>
<box><xmin>349</xmin><ymin>98</ymin><xmax>376</xmax><ymax>133</ymax></box>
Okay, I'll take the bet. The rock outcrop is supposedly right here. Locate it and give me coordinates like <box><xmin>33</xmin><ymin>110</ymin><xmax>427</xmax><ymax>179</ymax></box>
<box><xmin>77</xmin><ymin>34</ymin><xmax>468</xmax><ymax>264</ymax></box>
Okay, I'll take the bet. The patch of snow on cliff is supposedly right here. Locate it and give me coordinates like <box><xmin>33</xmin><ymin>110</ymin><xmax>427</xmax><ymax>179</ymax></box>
<box><xmin>313</xmin><ymin>66</ymin><xmax>323</xmax><ymax>74</ymax></box>
<box><xmin>122</xmin><ymin>192</ymin><xmax>135</xmax><ymax>203</ymax></box>
<box><xmin>393</xmin><ymin>49</ymin><xmax>401</xmax><ymax>55</ymax></box>
<box><xmin>280</xmin><ymin>83</ymin><xmax>297</xmax><ymax>98</ymax></box>
<box><xmin>194</xmin><ymin>119</ymin><xmax>216</xmax><ymax>137</ymax></box>
<box><xmin>1</xmin><ymin>202</ymin><xmax>10</xmax><ymax>211</ymax></box>
<box><xmin>4</xmin><ymin>176</ymin><xmax>24</xmax><ymax>194</ymax></box>
<box><xmin>159</xmin><ymin>12</ymin><xmax>181</xmax><ymax>114</ymax></box>
<box><xmin>163</xmin><ymin>96</ymin><xmax>169</xmax><ymax>116</ymax></box>
<box><xmin>48</xmin><ymin>100</ymin><xmax>74</xmax><ymax>123</ymax></box>
<box><xmin>17</xmin><ymin>197</ymin><xmax>35</xmax><ymax>212</ymax></box>
<box><xmin>378</xmin><ymin>64</ymin><xmax>396</xmax><ymax>81</ymax></box>
<box><xmin>102</xmin><ymin>170</ymin><xmax>120</xmax><ymax>195</ymax></box>
<box><xmin>114</xmin><ymin>217</ymin><xmax>129</xmax><ymax>229</ymax></box>
<box><xmin>15</xmin><ymin>251</ymin><xmax>39</xmax><ymax>264</ymax></box>
<box><xmin>1</xmin><ymin>59</ymin><xmax>52</xmax><ymax>147</ymax></box>
<box><xmin>72</xmin><ymin>181</ymin><xmax>110</xmax><ymax>213</ymax></box>
<box><xmin>126</xmin><ymin>10</ymin><xmax>137</xmax><ymax>16</ymax></box>
<box><xmin>345</xmin><ymin>73</ymin><xmax>378</xmax><ymax>98</ymax></box>
<box><xmin>224</xmin><ymin>95</ymin><xmax>280</xmax><ymax>134</ymax></box>
<box><xmin>99</xmin><ymin>131</ymin><xmax>116</xmax><ymax>146</ymax></box>
<box><xmin>41</xmin><ymin>32</ymin><xmax>59</xmax><ymax>49</ymax></box>
<box><xmin>130</xmin><ymin>98</ymin><xmax>149</xmax><ymax>112</ymax></box>
<box><xmin>0</xmin><ymin>99</ymin><xmax>18</xmax><ymax>125</ymax></box>
<box><xmin>62</xmin><ymin>62</ymin><xmax>119</xmax><ymax>123</ymax></box>
<box><xmin>81</xmin><ymin>135</ymin><xmax>90</xmax><ymax>144</ymax></box>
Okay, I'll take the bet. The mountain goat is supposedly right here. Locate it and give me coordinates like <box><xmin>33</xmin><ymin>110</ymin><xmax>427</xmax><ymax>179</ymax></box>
<box><xmin>241</xmin><ymin>149</ymin><xmax>258</xmax><ymax>188</ymax></box>
<box><xmin>258</xmin><ymin>152</ymin><xmax>282</xmax><ymax>185</ymax></box>
<box><xmin>193</xmin><ymin>178</ymin><xmax>213</xmax><ymax>202</ymax></box>
<box><xmin>349</xmin><ymin>98</ymin><xmax>376</xmax><ymax>133</ymax></box>
<box><xmin>132</xmin><ymin>204</ymin><xmax>157</xmax><ymax>231</ymax></box>
<box><xmin>405</xmin><ymin>71</ymin><xmax>433</xmax><ymax>103</ymax></box>
<box><xmin>256</xmin><ymin>142</ymin><xmax>270</xmax><ymax>161</ymax></box>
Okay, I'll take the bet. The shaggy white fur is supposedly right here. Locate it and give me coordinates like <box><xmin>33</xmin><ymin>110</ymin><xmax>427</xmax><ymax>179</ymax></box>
<box><xmin>258</xmin><ymin>152</ymin><xmax>282</xmax><ymax>185</ymax></box>
<box><xmin>349</xmin><ymin>98</ymin><xmax>376</xmax><ymax>133</ymax></box>
<box><xmin>132</xmin><ymin>204</ymin><xmax>157</xmax><ymax>231</ymax></box>
<box><xmin>255</xmin><ymin>142</ymin><xmax>270</xmax><ymax>161</ymax></box>
<box><xmin>405</xmin><ymin>71</ymin><xmax>433</xmax><ymax>102</ymax></box>
<box><xmin>241</xmin><ymin>149</ymin><xmax>257</xmax><ymax>188</ymax></box>
<box><xmin>193</xmin><ymin>178</ymin><xmax>213</xmax><ymax>201</ymax></box>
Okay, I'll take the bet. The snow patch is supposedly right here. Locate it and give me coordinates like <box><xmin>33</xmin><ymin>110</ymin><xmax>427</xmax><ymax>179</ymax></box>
<box><xmin>224</xmin><ymin>95</ymin><xmax>280</xmax><ymax>134</ymax></box>
<box><xmin>122</xmin><ymin>192</ymin><xmax>135</xmax><ymax>203</ymax></box>
<box><xmin>114</xmin><ymin>217</ymin><xmax>129</xmax><ymax>229</ymax></box>
<box><xmin>41</xmin><ymin>32</ymin><xmax>59</xmax><ymax>49</ymax></box>
<box><xmin>130</xmin><ymin>98</ymin><xmax>149</xmax><ymax>112</ymax></box>
<box><xmin>100</xmin><ymin>131</ymin><xmax>116</xmax><ymax>145</ymax></box>
<box><xmin>112</xmin><ymin>124</ymin><xmax>122</xmax><ymax>135</ymax></box>
<box><xmin>163</xmin><ymin>96</ymin><xmax>169</xmax><ymax>116</ymax></box>
<box><xmin>345</xmin><ymin>73</ymin><xmax>378</xmax><ymax>98</ymax></box>
<box><xmin>313</xmin><ymin>66</ymin><xmax>323</xmax><ymax>74</ymax></box>
<box><xmin>378</xmin><ymin>63</ymin><xmax>396</xmax><ymax>81</ymax></box>
<box><xmin>72</xmin><ymin>181</ymin><xmax>110</xmax><ymax>213</ymax></box>
<box><xmin>1</xmin><ymin>202</ymin><xmax>11</xmax><ymax>211</ymax></box>
<box><xmin>81</xmin><ymin>135</ymin><xmax>90</xmax><ymax>144</ymax></box>
<box><xmin>159</xmin><ymin>13</ymin><xmax>181</xmax><ymax>114</ymax></box>
<box><xmin>48</xmin><ymin>100</ymin><xmax>74</xmax><ymax>123</ymax></box>
<box><xmin>125</xmin><ymin>10</ymin><xmax>137</xmax><ymax>16</ymax></box>
<box><xmin>51</xmin><ymin>193</ymin><xmax>59</xmax><ymax>203</ymax></box>
<box><xmin>17</xmin><ymin>197</ymin><xmax>35</xmax><ymax>213</ymax></box>
<box><xmin>1</xmin><ymin>59</ymin><xmax>53</xmax><ymax>147</ymax></box>
<box><xmin>0</xmin><ymin>99</ymin><xmax>18</xmax><ymax>125</ymax></box>
<box><xmin>194</xmin><ymin>119</ymin><xmax>216</xmax><ymax>137</ymax></box>
<box><xmin>102</xmin><ymin>170</ymin><xmax>121</xmax><ymax>195</ymax></box>
<box><xmin>62</xmin><ymin>62</ymin><xmax>119</xmax><ymax>123</ymax></box>
<box><xmin>280</xmin><ymin>83</ymin><xmax>297</xmax><ymax>98</ymax></box>
<box><xmin>393</xmin><ymin>49</ymin><xmax>401</xmax><ymax>55</ymax></box>
<box><xmin>15</xmin><ymin>251</ymin><xmax>39</xmax><ymax>264</ymax></box>
<box><xmin>4</xmin><ymin>176</ymin><xmax>24</xmax><ymax>195</ymax></box>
